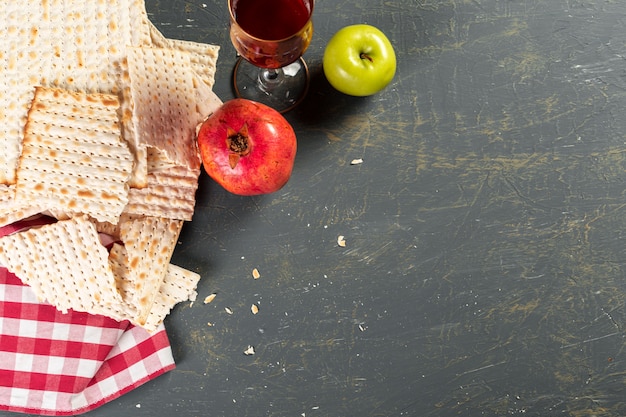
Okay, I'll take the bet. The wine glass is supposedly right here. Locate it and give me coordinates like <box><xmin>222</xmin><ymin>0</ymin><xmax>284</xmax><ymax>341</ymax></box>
<box><xmin>228</xmin><ymin>0</ymin><xmax>314</xmax><ymax>113</ymax></box>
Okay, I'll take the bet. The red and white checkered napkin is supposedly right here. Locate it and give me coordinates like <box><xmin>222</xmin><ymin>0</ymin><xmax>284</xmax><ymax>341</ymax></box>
<box><xmin>0</xmin><ymin>235</ymin><xmax>176</xmax><ymax>416</ymax></box>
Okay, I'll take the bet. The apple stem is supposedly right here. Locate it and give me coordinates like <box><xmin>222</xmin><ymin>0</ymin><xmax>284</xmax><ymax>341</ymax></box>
<box><xmin>360</xmin><ymin>53</ymin><xmax>374</xmax><ymax>63</ymax></box>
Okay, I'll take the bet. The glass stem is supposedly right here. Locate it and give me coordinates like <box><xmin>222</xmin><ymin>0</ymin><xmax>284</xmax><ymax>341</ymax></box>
<box><xmin>258</xmin><ymin>68</ymin><xmax>284</xmax><ymax>94</ymax></box>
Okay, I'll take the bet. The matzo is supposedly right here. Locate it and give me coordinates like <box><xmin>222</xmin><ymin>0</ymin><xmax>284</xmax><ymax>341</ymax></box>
<box><xmin>148</xmin><ymin>20</ymin><xmax>220</xmax><ymax>89</ymax></box>
<box><xmin>120</xmin><ymin>72</ymin><xmax>221</xmax><ymax>221</ymax></box>
<box><xmin>15</xmin><ymin>87</ymin><xmax>133</xmax><ymax>223</ymax></box>
<box><xmin>0</xmin><ymin>216</ymin><xmax>125</xmax><ymax>317</ymax></box>
<box><xmin>121</xmin><ymin>78</ymin><xmax>222</xmax><ymax>221</ymax></box>
<box><xmin>0</xmin><ymin>1</ymin><xmax>222</xmax><ymax>330</ymax></box>
<box><xmin>143</xmin><ymin>264</ymin><xmax>200</xmax><ymax>332</ymax></box>
<box><xmin>125</xmin><ymin>164</ymin><xmax>201</xmax><ymax>221</ymax></box>
<box><xmin>0</xmin><ymin>0</ymin><xmax>151</xmax><ymax>186</ymax></box>
<box><xmin>116</xmin><ymin>215</ymin><xmax>184</xmax><ymax>326</ymax></box>
<box><xmin>109</xmin><ymin>243</ymin><xmax>200</xmax><ymax>332</ymax></box>
<box><xmin>43</xmin><ymin>0</ymin><xmax>151</xmax><ymax>93</ymax></box>
<box><xmin>125</xmin><ymin>46</ymin><xmax>201</xmax><ymax>171</ymax></box>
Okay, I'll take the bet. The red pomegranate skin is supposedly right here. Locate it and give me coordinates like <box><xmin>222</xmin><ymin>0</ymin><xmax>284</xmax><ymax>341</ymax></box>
<box><xmin>197</xmin><ymin>99</ymin><xmax>297</xmax><ymax>196</ymax></box>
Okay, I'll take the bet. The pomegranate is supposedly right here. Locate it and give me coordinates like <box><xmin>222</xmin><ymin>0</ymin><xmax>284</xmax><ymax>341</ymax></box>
<box><xmin>197</xmin><ymin>99</ymin><xmax>297</xmax><ymax>196</ymax></box>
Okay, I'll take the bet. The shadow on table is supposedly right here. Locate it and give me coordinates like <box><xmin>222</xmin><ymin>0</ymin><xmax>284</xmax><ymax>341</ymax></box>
<box><xmin>288</xmin><ymin>60</ymin><xmax>371</xmax><ymax>129</ymax></box>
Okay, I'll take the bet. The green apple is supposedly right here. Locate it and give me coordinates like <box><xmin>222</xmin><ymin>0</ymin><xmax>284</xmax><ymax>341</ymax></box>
<box><xmin>323</xmin><ymin>24</ymin><xmax>396</xmax><ymax>96</ymax></box>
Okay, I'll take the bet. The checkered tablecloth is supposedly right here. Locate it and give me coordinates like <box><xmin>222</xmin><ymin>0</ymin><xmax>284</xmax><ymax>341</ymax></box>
<box><xmin>0</xmin><ymin>220</ymin><xmax>176</xmax><ymax>416</ymax></box>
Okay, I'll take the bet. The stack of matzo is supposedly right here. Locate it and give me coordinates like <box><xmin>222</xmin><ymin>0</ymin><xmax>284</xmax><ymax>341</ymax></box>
<box><xmin>0</xmin><ymin>0</ymin><xmax>222</xmax><ymax>332</ymax></box>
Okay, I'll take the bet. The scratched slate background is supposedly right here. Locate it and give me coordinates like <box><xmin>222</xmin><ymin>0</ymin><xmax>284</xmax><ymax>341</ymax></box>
<box><xmin>6</xmin><ymin>0</ymin><xmax>626</xmax><ymax>416</ymax></box>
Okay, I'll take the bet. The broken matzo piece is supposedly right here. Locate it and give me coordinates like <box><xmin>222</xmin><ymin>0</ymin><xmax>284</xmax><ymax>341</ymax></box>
<box><xmin>115</xmin><ymin>27</ymin><xmax>221</xmax><ymax>189</ymax></box>
<box><xmin>125</xmin><ymin>165</ymin><xmax>200</xmax><ymax>221</ymax></box>
<box><xmin>120</xmin><ymin>75</ymin><xmax>221</xmax><ymax>221</ymax></box>
<box><xmin>147</xmin><ymin>19</ymin><xmax>220</xmax><ymax>89</ymax></box>
<box><xmin>124</xmin><ymin>147</ymin><xmax>201</xmax><ymax>221</ymax></box>
<box><xmin>125</xmin><ymin>46</ymin><xmax>201</xmax><ymax>171</ymax></box>
<box><xmin>0</xmin><ymin>216</ymin><xmax>126</xmax><ymax>318</ymax></box>
<box><xmin>116</xmin><ymin>215</ymin><xmax>184</xmax><ymax>326</ymax></box>
<box><xmin>108</xmin><ymin>244</ymin><xmax>199</xmax><ymax>331</ymax></box>
<box><xmin>15</xmin><ymin>87</ymin><xmax>134</xmax><ymax>223</ymax></box>
<box><xmin>166</xmin><ymin>38</ymin><xmax>220</xmax><ymax>89</ymax></box>
<box><xmin>142</xmin><ymin>264</ymin><xmax>200</xmax><ymax>332</ymax></box>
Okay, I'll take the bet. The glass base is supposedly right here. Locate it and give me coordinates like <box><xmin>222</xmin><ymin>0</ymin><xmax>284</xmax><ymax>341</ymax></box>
<box><xmin>233</xmin><ymin>57</ymin><xmax>310</xmax><ymax>113</ymax></box>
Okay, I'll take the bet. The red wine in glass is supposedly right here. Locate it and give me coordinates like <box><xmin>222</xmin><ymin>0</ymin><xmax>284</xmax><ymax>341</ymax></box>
<box><xmin>229</xmin><ymin>0</ymin><xmax>314</xmax><ymax>112</ymax></box>
<box><xmin>235</xmin><ymin>0</ymin><xmax>310</xmax><ymax>41</ymax></box>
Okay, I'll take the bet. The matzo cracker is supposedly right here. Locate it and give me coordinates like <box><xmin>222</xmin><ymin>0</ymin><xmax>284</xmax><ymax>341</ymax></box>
<box><xmin>0</xmin><ymin>216</ymin><xmax>126</xmax><ymax>317</ymax></box>
<box><xmin>143</xmin><ymin>264</ymin><xmax>200</xmax><ymax>332</ymax></box>
<box><xmin>0</xmin><ymin>0</ymin><xmax>151</xmax><ymax>185</ymax></box>
<box><xmin>117</xmin><ymin>215</ymin><xmax>184</xmax><ymax>325</ymax></box>
<box><xmin>125</xmin><ymin>46</ymin><xmax>201</xmax><ymax>171</ymax></box>
<box><xmin>0</xmin><ymin>1</ymin><xmax>222</xmax><ymax>329</ymax></box>
<box><xmin>15</xmin><ymin>87</ymin><xmax>133</xmax><ymax>223</ymax></box>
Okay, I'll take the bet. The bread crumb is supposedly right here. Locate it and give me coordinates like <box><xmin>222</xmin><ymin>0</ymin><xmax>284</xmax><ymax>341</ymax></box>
<box><xmin>252</xmin><ymin>268</ymin><xmax>260</xmax><ymax>279</ymax></box>
<box><xmin>337</xmin><ymin>235</ymin><xmax>346</xmax><ymax>247</ymax></box>
<box><xmin>203</xmin><ymin>293</ymin><xmax>217</xmax><ymax>304</ymax></box>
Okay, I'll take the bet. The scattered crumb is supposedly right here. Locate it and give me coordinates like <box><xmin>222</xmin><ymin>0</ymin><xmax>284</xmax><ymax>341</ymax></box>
<box><xmin>359</xmin><ymin>324</ymin><xmax>366</xmax><ymax>332</ymax></box>
<box><xmin>251</xmin><ymin>304</ymin><xmax>259</xmax><ymax>314</ymax></box>
<box><xmin>203</xmin><ymin>293</ymin><xmax>217</xmax><ymax>304</ymax></box>
<box><xmin>350</xmin><ymin>158</ymin><xmax>364</xmax><ymax>165</ymax></box>
<box><xmin>252</xmin><ymin>268</ymin><xmax>261</xmax><ymax>279</ymax></box>
<box><xmin>136</xmin><ymin>404</ymin><xmax>141</xmax><ymax>408</ymax></box>
<box><xmin>244</xmin><ymin>345</ymin><xmax>255</xmax><ymax>355</ymax></box>
<box><xmin>337</xmin><ymin>235</ymin><xmax>346</xmax><ymax>247</ymax></box>
<box><xmin>225</xmin><ymin>307</ymin><xmax>233</xmax><ymax>315</ymax></box>
<box><xmin>207</xmin><ymin>322</ymin><xmax>214</xmax><ymax>327</ymax></box>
